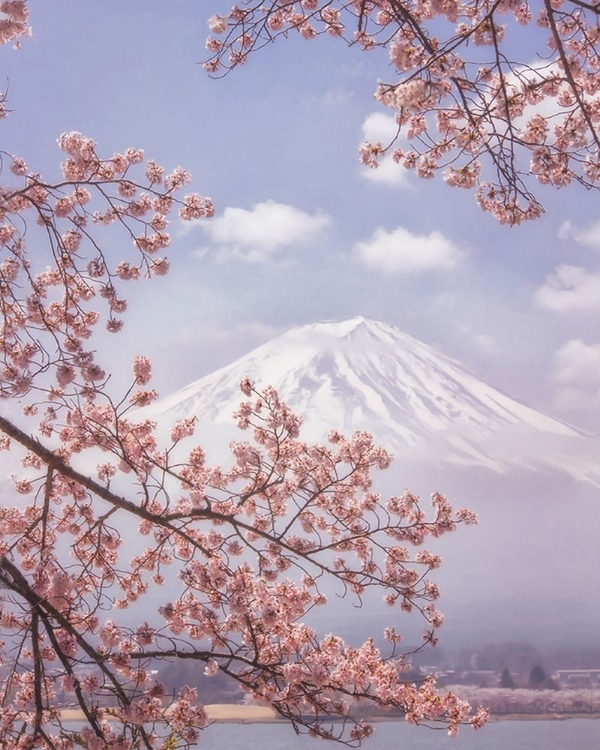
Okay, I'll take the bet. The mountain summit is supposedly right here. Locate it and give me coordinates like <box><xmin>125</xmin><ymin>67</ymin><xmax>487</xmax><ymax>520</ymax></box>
<box><xmin>146</xmin><ymin>317</ymin><xmax>598</xmax><ymax>484</ymax></box>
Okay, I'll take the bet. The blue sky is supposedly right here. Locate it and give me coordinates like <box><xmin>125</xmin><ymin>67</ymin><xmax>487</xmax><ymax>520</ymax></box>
<box><xmin>3</xmin><ymin>1</ymin><xmax>598</xmax><ymax>429</ymax></box>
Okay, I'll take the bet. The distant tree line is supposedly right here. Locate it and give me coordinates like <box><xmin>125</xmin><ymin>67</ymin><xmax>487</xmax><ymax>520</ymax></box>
<box><xmin>449</xmin><ymin>686</ymin><xmax>600</xmax><ymax>715</ymax></box>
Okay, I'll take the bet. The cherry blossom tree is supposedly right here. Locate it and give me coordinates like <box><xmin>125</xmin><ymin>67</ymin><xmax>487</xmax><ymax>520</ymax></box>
<box><xmin>205</xmin><ymin>0</ymin><xmax>600</xmax><ymax>225</ymax></box>
<box><xmin>0</xmin><ymin>3</ymin><xmax>487</xmax><ymax>748</ymax></box>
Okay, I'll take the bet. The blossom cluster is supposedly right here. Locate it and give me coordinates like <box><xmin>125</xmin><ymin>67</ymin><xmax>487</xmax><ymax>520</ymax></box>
<box><xmin>1</xmin><ymin>376</ymin><xmax>485</xmax><ymax>747</ymax></box>
<box><xmin>0</xmin><ymin>1</ymin><xmax>29</xmax><ymax>47</ymax></box>
<box><xmin>1</xmin><ymin>3</ymin><xmax>213</xmax><ymax>406</ymax></box>
<box><xmin>205</xmin><ymin>0</ymin><xmax>600</xmax><ymax>223</ymax></box>
<box><xmin>0</xmin><ymin>126</ymin><xmax>213</xmax><ymax>402</ymax></box>
<box><xmin>0</xmin><ymin>3</ymin><xmax>488</xmax><ymax>746</ymax></box>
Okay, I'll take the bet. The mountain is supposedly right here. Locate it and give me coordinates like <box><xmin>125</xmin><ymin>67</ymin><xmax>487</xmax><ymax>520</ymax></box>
<box><xmin>144</xmin><ymin>316</ymin><xmax>598</xmax><ymax>485</ymax></box>
<box><xmin>136</xmin><ymin>318</ymin><xmax>600</xmax><ymax>646</ymax></box>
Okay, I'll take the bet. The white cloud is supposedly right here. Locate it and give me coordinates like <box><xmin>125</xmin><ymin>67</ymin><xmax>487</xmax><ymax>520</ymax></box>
<box><xmin>308</xmin><ymin>89</ymin><xmax>355</xmax><ymax>106</ymax></box>
<box><xmin>552</xmin><ymin>386</ymin><xmax>600</xmax><ymax>414</ymax></box>
<box><xmin>191</xmin><ymin>246</ymin><xmax>209</xmax><ymax>260</ymax></box>
<box><xmin>557</xmin><ymin>221</ymin><xmax>570</xmax><ymax>241</ymax></box>
<box><xmin>456</xmin><ymin>325</ymin><xmax>499</xmax><ymax>355</ymax></box>
<box><xmin>360</xmin><ymin>112</ymin><xmax>408</xmax><ymax>188</ymax></box>
<box><xmin>552</xmin><ymin>340</ymin><xmax>600</xmax><ymax>386</ymax></box>
<box><xmin>558</xmin><ymin>219</ymin><xmax>600</xmax><ymax>250</ymax></box>
<box><xmin>533</xmin><ymin>265</ymin><xmax>600</xmax><ymax>312</ymax></box>
<box><xmin>355</xmin><ymin>226</ymin><xmax>463</xmax><ymax>275</ymax></box>
<box><xmin>186</xmin><ymin>200</ymin><xmax>330</xmax><ymax>262</ymax></box>
<box><xmin>550</xmin><ymin>340</ymin><xmax>600</xmax><ymax>416</ymax></box>
<box><xmin>362</xmin><ymin>157</ymin><xmax>409</xmax><ymax>187</ymax></box>
<box><xmin>473</xmin><ymin>333</ymin><xmax>498</xmax><ymax>354</ymax></box>
<box><xmin>362</xmin><ymin>112</ymin><xmax>398</xmax><ymax>144</ymax></box>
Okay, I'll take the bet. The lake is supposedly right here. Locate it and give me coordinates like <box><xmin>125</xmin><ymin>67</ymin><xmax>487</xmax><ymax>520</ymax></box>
<box><xmin>196</xmin><ymin>719</ymin><xmax>598</xmax><ymax>750</ymax></box>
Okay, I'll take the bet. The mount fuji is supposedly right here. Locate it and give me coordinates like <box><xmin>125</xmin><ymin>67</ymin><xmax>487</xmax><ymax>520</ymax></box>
<box><xmin>144</xmin><ymin>317</ymin><xmax>598</xmax><ymax>486</ymax></box>
<box><xmin>140</xmin><ymin>317</ymin><xmax>600</xmax><ymax>645</ymax></box>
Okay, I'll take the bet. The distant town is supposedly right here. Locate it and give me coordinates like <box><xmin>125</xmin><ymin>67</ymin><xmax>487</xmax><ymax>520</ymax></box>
<box><xmin>142</xmin><ymin>641</ymin><xmax>600</xmax><ymax>718</ymax></box>
<box><xmin>2</xmin><ymin>639</ymin><xmax>598</xmax><ymax>720</ymax></box>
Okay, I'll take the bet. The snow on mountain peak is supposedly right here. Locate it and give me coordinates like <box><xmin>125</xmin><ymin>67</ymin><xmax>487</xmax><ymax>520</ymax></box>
<box><xmin>144</xmin><ymin>318</ymin><xmax>599</xmax><ymax>485</ymax></box>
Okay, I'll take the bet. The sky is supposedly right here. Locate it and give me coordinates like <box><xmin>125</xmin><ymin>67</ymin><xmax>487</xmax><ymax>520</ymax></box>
<box><xmin>2</xmin><ymin>0</ymin><xmax>599</xmax><ymax>431</ymax></box>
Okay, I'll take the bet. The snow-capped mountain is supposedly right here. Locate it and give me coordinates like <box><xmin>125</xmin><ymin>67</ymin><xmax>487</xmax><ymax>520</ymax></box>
<box><xmin>136</xmin><ymin>318</ymin><xmax>600</xmax><ymax>645</ymax></box>
<box><xmin>144</xmin><ymin>317</ymin><xmax>598</xmax><ymax>484</ymax></box>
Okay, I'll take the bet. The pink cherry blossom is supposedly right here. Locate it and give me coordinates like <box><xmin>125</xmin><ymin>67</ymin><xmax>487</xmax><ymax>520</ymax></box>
<box><xmin>0</xmin><ymin>4</ymin><xmax>489</xmax><ymax>747</ymax></box>
<box><xmin>204</xmin><ymin>0</ymin><xmax>600</xmax><ymax>224</ymax></box>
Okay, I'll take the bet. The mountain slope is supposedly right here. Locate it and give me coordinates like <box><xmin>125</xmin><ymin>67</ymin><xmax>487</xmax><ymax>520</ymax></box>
<box><xmin>144</xmin><ymin>317</ymin><xmax>598</xmax><ymax>484</ymax></box>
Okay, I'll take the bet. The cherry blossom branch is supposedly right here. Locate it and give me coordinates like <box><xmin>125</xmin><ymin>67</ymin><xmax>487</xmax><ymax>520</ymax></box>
<box><xmin>204</xmin><ymin>0</ymin><xmax>600</xmax><ymax>222</ymax></box>
<box><xmin>0</xmin><ymin>5</ymin><xmax>489</xmax><ymax>745</ymax></box>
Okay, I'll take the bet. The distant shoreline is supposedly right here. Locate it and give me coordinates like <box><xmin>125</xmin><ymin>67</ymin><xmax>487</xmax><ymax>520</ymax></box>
<box><xmin>59</xmin><ymin>705</ymin><xmax>600</xmax><ymax>724</ymax></box>
<box><xmin>487</xmin><ymin>712</ymin><xmax>600</xmax><ymax>722</ymax></box>
<box><xmin>59</xmin><ymin>704</ymin><xmax>277</xmax><ymax>724</ymax></box>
